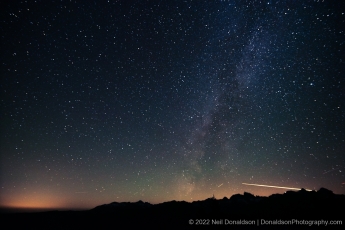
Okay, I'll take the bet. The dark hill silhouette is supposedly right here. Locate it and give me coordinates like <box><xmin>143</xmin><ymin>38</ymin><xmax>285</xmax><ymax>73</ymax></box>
<box><xmin>2</xmin><ymin>188</ymin><xmax>344</xmax><ymax>229</ymax></box>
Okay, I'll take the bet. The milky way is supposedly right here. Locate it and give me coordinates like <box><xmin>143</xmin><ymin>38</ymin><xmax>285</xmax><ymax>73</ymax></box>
<box><xmin>1</xmin><ymin>1</ymin><xmax>344</xmax><ymax>209</ymax></box>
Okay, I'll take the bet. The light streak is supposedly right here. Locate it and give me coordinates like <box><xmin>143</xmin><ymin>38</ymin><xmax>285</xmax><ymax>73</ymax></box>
<box><xmin>242</xmin><ymin>183</ymin><xmax>312</xmax><ymax>191</ymax></box>
<box><xmin>217</xmin><ymin>183</ymin><xmax>223</xmax><ymax>188</ymax></box>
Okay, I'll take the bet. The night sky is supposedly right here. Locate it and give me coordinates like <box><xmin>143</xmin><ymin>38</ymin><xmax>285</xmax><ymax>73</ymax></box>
<box><xmin>1</xmin><ymin>0</ymin><xmax>344</xmax><ymax>210</ymax></box>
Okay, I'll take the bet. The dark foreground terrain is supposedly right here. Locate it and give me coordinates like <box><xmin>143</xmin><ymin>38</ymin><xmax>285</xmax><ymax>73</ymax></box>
<box><xmin>1</xmin><ymin>188</ymin><xmax>344</xmax><ymax>229</ymax></box>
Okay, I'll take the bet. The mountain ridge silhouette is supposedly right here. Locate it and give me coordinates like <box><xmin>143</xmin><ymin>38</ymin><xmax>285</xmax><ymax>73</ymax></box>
<box><xmin>2</xmin><ymin>187</ymin><xmax>344</xmax><ymax>229</ymax></box>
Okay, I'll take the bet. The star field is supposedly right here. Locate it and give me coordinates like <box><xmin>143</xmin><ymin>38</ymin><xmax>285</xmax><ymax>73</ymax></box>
<box><xmin>1</xmin><ymin>0</ymin><xmax>344</xmax><ymax>210</ymax></box>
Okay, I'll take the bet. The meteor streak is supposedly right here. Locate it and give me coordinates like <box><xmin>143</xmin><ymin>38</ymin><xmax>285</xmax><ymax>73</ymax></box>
<box><xmin>217</xmin><ymin>183</ymin><xmax>223</xmax><ymax>188</ymax></box>
<box><xmin>242</xmin><ymin>183</ymin><xmax>312</xmax><ymax>191</ymax></box>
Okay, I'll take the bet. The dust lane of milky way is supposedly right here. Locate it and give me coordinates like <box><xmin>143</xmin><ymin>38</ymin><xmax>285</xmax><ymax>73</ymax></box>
<box><xmin>0</xmin><ymin>1</ymin><xmax>344</xmax><ymax>210</ymax></box>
